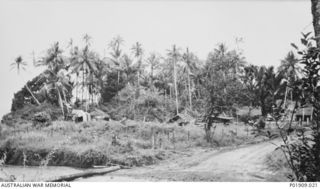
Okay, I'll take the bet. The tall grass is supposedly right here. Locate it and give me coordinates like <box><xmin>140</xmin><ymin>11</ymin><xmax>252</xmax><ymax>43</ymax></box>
<box><xmin>0</xmin><ymin>120</ymin><xmax>258</xmax><ymax>170</ymax></box>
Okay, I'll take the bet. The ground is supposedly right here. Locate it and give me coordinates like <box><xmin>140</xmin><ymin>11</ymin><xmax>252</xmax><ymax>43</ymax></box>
<box><xmin>0</xmin><ymin>119</ymin><xmax>288</xmax><ymax>182</ymax></box>
<box><xmin>75</xmin><ymin>139</ymin><xmax>288</xmax><ymax>182</ymax></box>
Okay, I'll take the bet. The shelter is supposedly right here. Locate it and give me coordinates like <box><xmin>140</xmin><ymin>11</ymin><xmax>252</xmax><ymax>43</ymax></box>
<box><xmin>167</xmin><ymin>113</ymin><xmax>194</xmax><ymax>126</ymax></box>
<box><xmin>295</xmin><ymin>106</ymin><xmax>313</xmax><ymax>122</ymax></box>
<box><xmin>90</xmin><ymin>109</ymin><xmax>110</xmax><ymax>121</ymax></box>
<box><xmin>72</xmin><ymin>109</ymin><xmax>91</xmax><ymax>122</ymax></box>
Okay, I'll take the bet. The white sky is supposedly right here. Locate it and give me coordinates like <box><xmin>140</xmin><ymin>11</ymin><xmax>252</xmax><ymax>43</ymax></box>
<box><xmin>0</xmin><ymin>0</ymin><xmax>313</xmax><ymax>118</ymax></box>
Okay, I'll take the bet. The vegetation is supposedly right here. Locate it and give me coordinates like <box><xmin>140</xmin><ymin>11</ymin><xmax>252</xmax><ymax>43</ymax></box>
<box><xmin>0</xmin><ymin>120</ymin><xmax>259</xmax><ymax>171</ymax></box>
<box><xmin>269</xmin><ymin>33</ymin><xmax>320</xmax><ymax>181</ymax></box>
<box><xmin>2</xmin><ymin>9</ymin><xmax>319</xmax><ymax>180</ymax></box>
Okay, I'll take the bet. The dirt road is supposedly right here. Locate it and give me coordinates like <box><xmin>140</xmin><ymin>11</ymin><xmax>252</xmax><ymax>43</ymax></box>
<box><xmin>77</xmin><ymin>139</ymin><xmax>287</xmax><ymax>182</ymax></box>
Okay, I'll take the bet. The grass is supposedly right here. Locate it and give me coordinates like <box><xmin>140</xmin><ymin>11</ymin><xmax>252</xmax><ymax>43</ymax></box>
<box><xmin>0</xmin><ymin>120</ymin><xmax>263</xmax><ymax>171</ymax></box>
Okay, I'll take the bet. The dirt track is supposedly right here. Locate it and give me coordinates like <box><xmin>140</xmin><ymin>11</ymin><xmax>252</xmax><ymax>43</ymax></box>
<box><xmin>77</xmin><ymin>139</ymin><xmax>287</xmax><ymax>182</ymax></box>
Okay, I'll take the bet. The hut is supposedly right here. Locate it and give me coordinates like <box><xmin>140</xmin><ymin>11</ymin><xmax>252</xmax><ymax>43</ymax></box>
<box><xmin>167</xmin><ymin>113</ymin><xmax>194</xmax><ymax>126</ymax></box>
<box><xmin>71</xmin><ymin>109</ymin><xmax>91</xmax><ymax>122</ymax></box>
<box><xmin>90</xmin><ymin>109</ymin><xmax>110</xmax><ymax>121</ymax></box>
<box><xmin>295</xmin><ymin>106</ymin><xmax>313</xmax><ymax>122</ymax></box>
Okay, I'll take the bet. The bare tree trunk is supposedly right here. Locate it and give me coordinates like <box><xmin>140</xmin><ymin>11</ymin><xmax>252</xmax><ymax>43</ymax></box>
<box><xmin>150</xmin><ymin>66</ymin><xmax>154</xmax><ymax>91</ymax></box>
<box><xmin>25</xmin><ymin>84</ymin><xmax>41</xmax><ymax>106</ymax></box>
<box><xmin>57</xmin><ymin>89</ymin><xmax>65</xmax><ymax>118</ymax></box>
<box><xmin>75</xmin><ymin>75</ymin><xmax>78</xmax><ymax>101</ymax></box>
<box><xmin>173</xmin><ymin>59</ymin><xmax>179</xmax><ymax>115</ymax></box>
<box><xmin>187</xmin><ymin>68</ymin><xmax>192</xmax><ymax>110</ymax></box>
<box><xmin>82</xmin><ymin>69</ymin><xmax>85</xmax><ymax>103</ymax></box>
<box><xmin>312</xmin><ymin>0</ymin><xmax>320</xmax><ymax>47</ymax></box>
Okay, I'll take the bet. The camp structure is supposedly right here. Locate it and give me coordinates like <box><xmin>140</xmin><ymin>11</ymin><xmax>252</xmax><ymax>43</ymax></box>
<box><xmin>90</xmin><ymin>108</ymin><xmax>110</xmax><ymax>121</ymax></box>
<box><xmin>167</xmin><ymin>113</ymin><xmax>194</xmax><ymax>126</ymax></box>
<box><xmin>295</xmin><ymin>105</ymin><xmax>313</xmax><ymax>122</ymax></box>
<box><xmin>71</xmin><ymin>109</ymin><xmax>91</xmax><ymax>122</ymax></box>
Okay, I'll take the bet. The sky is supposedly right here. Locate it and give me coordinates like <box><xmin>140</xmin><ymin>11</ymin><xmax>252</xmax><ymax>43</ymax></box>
<box><xmin>0</xmin><ymin>0</ymin><xmax>313</xmax><ymax>118</ymax></box>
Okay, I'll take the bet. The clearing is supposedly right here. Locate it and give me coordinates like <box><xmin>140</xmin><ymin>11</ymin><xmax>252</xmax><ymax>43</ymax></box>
<box><xmin>76</xmin><ymin>139</ymin><xmax>287</xmax><ymax>182</ymax></box>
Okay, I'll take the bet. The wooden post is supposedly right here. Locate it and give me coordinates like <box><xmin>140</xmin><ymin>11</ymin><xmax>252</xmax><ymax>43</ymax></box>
<box><xmin>236</xmin><ymin>115</ymin><xmax>238</xmax><ymax>125</ymax></box>
<box><xmin>221</xmin><ymin>128</ymin><xmax>224</xmax><ymax>138</ymax></box>
<box><xmin>159</xmin><ymin>137</ymin><xmax>162</xmax><ymax>149</ymax></box>
<box><xmin>151</xmin><ymin>129</ymin><xmax>155</xmax><ymax>149</ymax></box>
<box><xmin>172</xmin><ymin>130</ymin><xmax>175</xmax><ymax>149</ymax></box>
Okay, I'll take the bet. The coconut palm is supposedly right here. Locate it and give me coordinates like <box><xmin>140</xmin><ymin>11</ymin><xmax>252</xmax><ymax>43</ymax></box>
<box><xmin>10</xmin><ymin>56</ymin><xmax>41</xmax><ymax>106</ymax></box>
<box><xmin>278</xmin><ymin>51</ymin><xmax>301</xmax><ymax>102</ymax></box>
<box><xmin>41</xmin><ymin>69</ymin><xmax>71</xmax><ymax>118</ymax></box>
<box><xmin>279</xmin><ymin>51</ymin><xmax>301</xmax><ymax>84</ymax></box>
<box><xmin>10</xmin><ymin>56</ymin><xmax>27</xmax><ymax>74</ymax></box>
<box><xmin>70</xmin><ymin>35</ymin><xmax>98</xmax><ymax>107</ymax></box>
<box><xmin>167</xmin><ymin>45</ymin><xmax>181</xmax><ymax>114</ymax></box>
<box><xmin>36</xmin><ymin>42</ymin><xmax>65</xmax><ymax>74</ymax></box>
<box><xmin>131</xmin><ymin>42</ymin><xmax>144</xmax><ymax>97</ymax></box>
<box><xmin>146</xmin><ymin>53</ymin><xmax>160</xmax><ymax>90</ymax></box>
<box><xmin>182</xmin><ymin>48</ymin><xmax>197</xmax><ymax>110</ymax></box>
<box><xmin>36</xmin><ymin>42</ymin><xmax>73</xmax><ymax>117</ymax></box>
<box><xmin>108</xmin><ymin>36</ymin><xmax>124</xmax><ymax>86</ymax></box>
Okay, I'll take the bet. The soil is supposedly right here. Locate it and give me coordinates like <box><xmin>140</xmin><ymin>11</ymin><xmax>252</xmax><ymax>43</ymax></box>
<box><xmin>76</xmin><ymin>139</ymin><xmax>288</xmax><ymax>182</ymax></box>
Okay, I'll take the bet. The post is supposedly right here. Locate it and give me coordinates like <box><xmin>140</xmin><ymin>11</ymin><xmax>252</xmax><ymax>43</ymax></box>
<box><xmin>172</xmin><ymin>130</ymin><xmax>175</xmax><ymax>149</ymax></box>
<box><xmin>237</xmin><ymin>115</ymin><xmax>238</xmax><ymax>125</ymax></box>
<box><xmin>151</xmin><ymin>128</ymin><xmax>155</xmax><ymax>149</ymax></box>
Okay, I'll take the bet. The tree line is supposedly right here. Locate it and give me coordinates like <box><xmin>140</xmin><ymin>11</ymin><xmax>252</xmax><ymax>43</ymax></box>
<box><xmin>9</xmin><ymin>35</ymin><xmax>301</xmax><ymax>121</ymax></box>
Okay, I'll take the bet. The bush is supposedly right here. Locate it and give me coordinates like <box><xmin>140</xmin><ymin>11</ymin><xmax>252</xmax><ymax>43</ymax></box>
<box><xmin>106</xmin><ymin>86</ymin><xmax>176</xmax><ymax>122</ymax></box>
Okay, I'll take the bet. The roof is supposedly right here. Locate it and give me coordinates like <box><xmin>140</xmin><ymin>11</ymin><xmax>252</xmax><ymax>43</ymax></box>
<box><xmin>90</xmin><ymin>109</ymin><xmax>110</xmax><ymax>118</ymax></box>
<box><xmin>167</xmin><ymin>113</ymin><xmax>194</xmax><ymax>123</ymax></box>
<box><xmin>295</xmin><ymin>107</ymin><xmax>313</xmax><ymax>116</ymax></box>
<box><xmin>236</xmin><ymin>106</ymin><xmax>261</xmax><ymax>117</ymax></box>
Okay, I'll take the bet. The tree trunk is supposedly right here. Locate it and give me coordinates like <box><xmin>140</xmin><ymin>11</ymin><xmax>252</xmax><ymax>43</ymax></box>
<box><xmin>150</xmin><ymin>66</ymin><xmax>154</xmax><ymax>91</ymax></box>
<box><xmin>173</xmin><ymin>59</ymin><xmax>179</xmax><ymax>115</ymax></box>
<box><xmin>188</xmin><ymin>69</ymin><xmax>192</xmax><ymax>110</ymax></box>
<box><xmin>312</xmin><ymin>0</ymin><xmax>320</xmax><ymax>47</ymax></box>
<box><xmin>75</xmin><ymin>75</ymin><xmax>78</xmax><ymax>101</ymax></box>
<box><xmin>25</xmin><ymin>84</ymin><xmax>41</xmax><ymax>106</ymax></box>
<box><xmin>57</xmin><ymin>89</ymin><xmax>65</xmax><ymax>118</ymax></box>
<box><xmin>82</xmin><ymin>69</ymin><xmax>85</xmax><ymax>103</ymax></box>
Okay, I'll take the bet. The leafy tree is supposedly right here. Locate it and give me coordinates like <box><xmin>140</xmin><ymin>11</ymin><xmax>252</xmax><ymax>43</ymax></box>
<box><xmin>277</xmin><ymin>33</ymin><xmax>320</xmax><ymax>181</ymax></box>
<box><xmin>311</xmin><ymin>0</ymin><xmax>320</xmax><ymax>47</ymax></box>
<box><xmin>202</xmin><ymin>44</ymin><xmax>245</xmax><ymax>142</ymax></box>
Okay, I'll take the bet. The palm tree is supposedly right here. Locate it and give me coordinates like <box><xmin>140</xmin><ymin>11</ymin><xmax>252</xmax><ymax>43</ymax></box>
<box><xmin>11</xmin><ymin>56</ymin><xmax>27</xmax><ymax>74</ymax></box>
<box><xmin>167</xmin><ymin>45</ymin><xmax>181</xmax><ymax>115</ymax></box>
<box><xmin>42</xmin><ymin>70</ymin><xmax>71</xmax><ymax>118</ymax></box>
<box><xmin>36</xmin><ymin>42</ymin><xmax>65</xmax><ymax>73</ymax></box>
<box><xmin>278</xmin><ymin>51</ymin><xmax>301</xmax><ymax>102</ymax></box>
<box><xmin>182</xmin><ymin>48</ymin><xmax>196</xmax><ymax>110</ymax></box>
<box><xmin>146</xmin><ymin>53</ymin><xmax>160</xmax><ymax>91</ymax></box>
<box><xmin>279</xmin><ymin>51</ymin><xmax>301</xmax><ymax>84</ymax></box>
<box><xmin>36</xmin><ymin>42</ymin><xmax>73</xmax><ymax>117</ymax></box>
<box><xmin>108</xmin><ymin>36</ymin><xmax>124</xmax><ymax>86</ymax></box>
<box><xmin>10</xmin><ymin>56</ymin><xmax>41</xmax><ymax>106</ymax></box>
<box><xmin>131</xmin><ymin>42</ymin><xmax>144</xmax><ymax>97</ymax></box>
<box><xmin>71</xmin><ymin>46</ymin><xmax>97</xmax><ymax>107</ymax></box>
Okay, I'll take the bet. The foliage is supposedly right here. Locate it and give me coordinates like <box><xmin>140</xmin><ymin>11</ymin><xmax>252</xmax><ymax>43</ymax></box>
<box><xmin>106</xmin><ymin>86</ymin><xmax>176</xmax><ymax>121</ymax></box>
<box><xmin>276</xmin><ymin>33</ymin><xmax>320</xmax><ymax>181</ymax></box>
